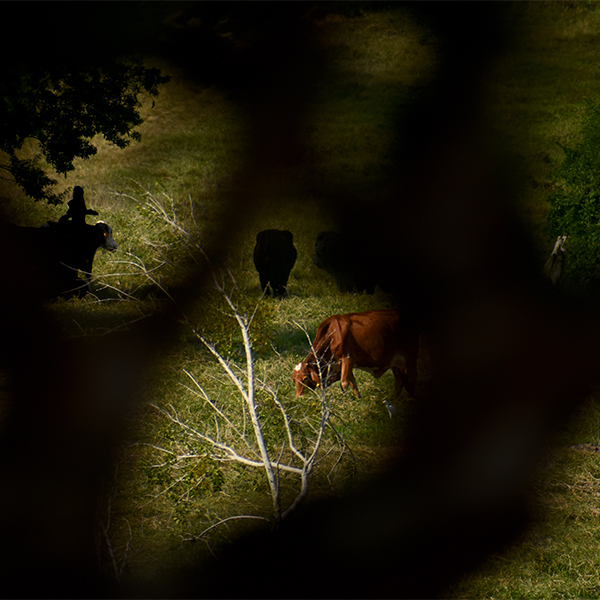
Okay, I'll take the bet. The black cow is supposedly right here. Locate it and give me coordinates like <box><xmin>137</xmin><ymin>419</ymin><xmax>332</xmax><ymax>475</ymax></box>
<box><xmin>52</xmin><ymin>220</ymin><xmax>118</xmax><ymax>295</ymax></box>
<box><xmin>312</xmin><ymin>231</ymin><xmax>377</xmax><ymax>294</ymax></box>
<box><xmin>253</xmin><ymin>229</ymin><xmax>297</xmax><ymax>297</ymax></box>
<box><xmin>5</xmin><ymin>220</ymin><xmax>117</xmax><ymax>298</ymax></box>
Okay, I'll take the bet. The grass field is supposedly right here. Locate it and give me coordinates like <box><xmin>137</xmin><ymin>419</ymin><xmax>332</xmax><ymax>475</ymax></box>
<box><xmin>4</xmin><ymin>2</ymin><xmax>600</xmax><ymax>597</ymax></box>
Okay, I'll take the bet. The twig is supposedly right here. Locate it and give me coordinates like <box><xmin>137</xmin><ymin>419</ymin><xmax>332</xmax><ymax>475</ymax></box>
<box><xmin>188</xmin><ymin>514</ymin><xmax>271</xmax><ymax>541</ymax></box>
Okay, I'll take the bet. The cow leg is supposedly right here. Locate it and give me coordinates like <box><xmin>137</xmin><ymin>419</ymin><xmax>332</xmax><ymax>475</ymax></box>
<box><xmin>82</xmin><ymin>273</ymin><xmax>93</xmax><ymax>294</ymax></box>
<box><xmin>405</xmin><ymin>362</ymin><xmax>418</xmax><ymax>399</ymax></box>
<box><xmin>259</xmin><ymin>273</ymin><xmax>271</xmax><ymax>295</ymax></box>
<box><xmin>403</xmin><ymin>353</ymin><xmax>418</xmax><ymax>399</ymax></box>
<box><xmin>393</xmin><ymin>365</ymin><xmax>417</xmax><ymax>400</ymax></box>
<box><xmin>349</xmin><ymin>373</ymin><xmax>360</xmax><ymax>397</ymax></box>
<box><xmin>272</xmin><ymin>280</ymin><xmax>286</xmax><ymax>297</ymax></box>
<box><xmin>392</xmin><ymin>367</ymin><xmax>406</xmax><ymax>399</ymax></box>
<box><xmin>340</xmin><ymin>356</ymin><xmax>360</xmax><ymax>397</ymax></box>
<box><xmin>81</xmin><ymin>256</ymin><xmax>94</xmax><ymax>294</ymax></box>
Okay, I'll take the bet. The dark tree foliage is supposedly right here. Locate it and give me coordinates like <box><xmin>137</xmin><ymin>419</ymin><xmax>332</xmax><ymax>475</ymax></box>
<box><xmin>545</xmin><ymin>99</ymin><xmax>600</xmax><ymax>293</ymax></box>
<box><xmin>0</xmin><ymin>3</ymin><xmax>170</xmax><ymax>204</ymax></box>
<box><xmin>0</xmin><ymin>61</ymin><xmax>170</xmax><ymax>204</ymax></box>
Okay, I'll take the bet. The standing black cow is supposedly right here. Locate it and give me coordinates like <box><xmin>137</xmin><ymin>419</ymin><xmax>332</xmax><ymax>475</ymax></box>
<box><xmin>253</xmin><ymin>229</ymin><xmax>297</xmax><ymax>297</ymax></box>
<box><xmin>312</xmin><ymin>231</ymin><xmax>377</xmax><ymax>294</ymax></box>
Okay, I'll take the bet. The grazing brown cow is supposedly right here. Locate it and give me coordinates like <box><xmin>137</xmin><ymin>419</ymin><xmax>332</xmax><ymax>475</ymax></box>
<box><xmin>293</xmin><ymin>309</ymin><xmax>419</xmax><ymax>400</ymax></box>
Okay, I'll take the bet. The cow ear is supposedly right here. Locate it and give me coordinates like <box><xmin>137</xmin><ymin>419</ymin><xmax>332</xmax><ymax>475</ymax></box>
<box><xmin>310</xmin><ymin>371</ymin><xmax>320</xmax><ymax>385</ymax></box>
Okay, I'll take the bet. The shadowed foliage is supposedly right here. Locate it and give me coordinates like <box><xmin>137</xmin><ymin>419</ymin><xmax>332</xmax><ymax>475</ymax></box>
<box><xmin>0</xmin><ymin>3</ymin><xmax>171</xmax><ymax>203</ymax></box>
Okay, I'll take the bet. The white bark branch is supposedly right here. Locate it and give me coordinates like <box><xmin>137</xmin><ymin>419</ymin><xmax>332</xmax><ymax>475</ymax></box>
<box><xmin>130</xmin><ymin>218</ymin><xmax>346</xmax><ymax>535</ymax></box>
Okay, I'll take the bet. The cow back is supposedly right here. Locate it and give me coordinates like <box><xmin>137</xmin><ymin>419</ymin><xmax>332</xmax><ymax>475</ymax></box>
<box><xmin>346</xmin><ymin>310</ymin><xmax>408</xmax><ymax>363</ymax></box>
<box><xmin>254</xmin><ymin>230</ymin><xmax>297</xmax><ymax>267</ymax></box>
<box><xmin>324</xmin><ymin>309</ymin><xmax>418</xmax><ymax>370</ymax></box>
<box><xmin>313</xmin><ymin>231</ymin><xmax>377</xmax><ymax>294</ymax></box>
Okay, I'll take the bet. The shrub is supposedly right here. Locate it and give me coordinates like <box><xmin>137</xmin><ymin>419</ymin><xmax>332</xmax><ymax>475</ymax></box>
<box><xmin>546</xmin><ymin>99</ymin><xmax>600</xmax><ymax>294</ymax></box>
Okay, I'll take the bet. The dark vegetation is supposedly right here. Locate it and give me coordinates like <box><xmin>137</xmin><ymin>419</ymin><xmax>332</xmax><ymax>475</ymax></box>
<box><xmin>2</xmin><ymin>2</ymin><xmax>600</xmax><ymax>599</ymax></box>
<box><xmin>546</xmin><ymin>99</ymin><xmax>600</xmax><ymax>295</ymax></box>
<box><xmin>0</xmin><ymin>2</ymin><xmax>170</xmax><ymax>204</ymax></box>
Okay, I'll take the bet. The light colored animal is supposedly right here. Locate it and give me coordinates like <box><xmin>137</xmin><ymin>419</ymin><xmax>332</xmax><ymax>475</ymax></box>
<box><xmin>543</xmin><ymin>235</ymin><xmax>567</xmax><ymax>285</ymax></box>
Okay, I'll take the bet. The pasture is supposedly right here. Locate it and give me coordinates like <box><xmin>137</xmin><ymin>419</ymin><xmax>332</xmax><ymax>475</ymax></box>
<box><xmin>3</xmin><ymin>3</ymin><xmax>600</xmax><ymax>597</ymax></box>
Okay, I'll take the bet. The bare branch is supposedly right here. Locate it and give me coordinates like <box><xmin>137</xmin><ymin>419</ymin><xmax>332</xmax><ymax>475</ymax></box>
<box><xmin>187</xmin><ymin>515</ymin><xmax>271</xmax><ymax>542</ymax></box>
<box><xmin>130</xmin><ymin>202</ymin><xmax>349</xmax><ymax>539</ymax></box>
<box><xmin>180</xmin><ymin>370</ymin><xmax>261</xmax><ymax>460</ymax></box>
<box><xmin>149</xmin><ymin>402</ymin><xmax>302</xmax><ymax>475</ymax></box>
<box><xmin>192</xmin><ymin>329</ymin><xmax>249</xmax><ymax>402</ymax></box>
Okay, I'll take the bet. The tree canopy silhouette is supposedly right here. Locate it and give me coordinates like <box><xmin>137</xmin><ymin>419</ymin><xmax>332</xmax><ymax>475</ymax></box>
<box><xmin>0</xmin><ymin>3</ymin><xmax>170</xmax><ymax>204</ymax></box>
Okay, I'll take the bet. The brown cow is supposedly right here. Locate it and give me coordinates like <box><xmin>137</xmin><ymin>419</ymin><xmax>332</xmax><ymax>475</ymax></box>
<box><xmin>293</xmin><ymin>309</ymin><xmax>419</xmax><ymax>400</ymax></box>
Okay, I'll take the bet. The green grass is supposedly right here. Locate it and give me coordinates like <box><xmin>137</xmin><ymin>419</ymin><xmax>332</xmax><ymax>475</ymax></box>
<box><xmin>443</xmin><ymin>6</ymin><xmax>600</xmax><ymax>594</ymax></box>
<box><xmin>5</xmin><ymin>3</ymin><xmax>600</xmax><ymax>595</ymax></box>
<box><xmin>480</xmin><ymin>2</ymin><xmax>600</xmax><ymax>250</ymax></box>
<box><xmin>68</xmin><ymin>10</ymin><xmax>433</xmax><ymax>577</ymax></box>
<box><xmin>448</xmin><ymin>396</ymin><xmax>600</xmax><ymax>600</ymax></box>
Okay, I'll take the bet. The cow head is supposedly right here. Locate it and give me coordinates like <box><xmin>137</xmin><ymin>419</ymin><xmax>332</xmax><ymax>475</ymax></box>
<box><xmin>293</xmin><ymin>362</ymin><xmax>317</xmax><ymax>397</ymax></box>
<box><xmin>293</xmin><ymin>359</ymin><xmax>341</xmax><ymax>397</ymax></box>
<box><xmin>96</xmin><ymin>221</ymin><xmax>117</xmax><ymax>252</ymax></box>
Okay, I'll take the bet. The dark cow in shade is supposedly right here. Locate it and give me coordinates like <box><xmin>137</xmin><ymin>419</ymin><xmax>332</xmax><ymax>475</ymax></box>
<box><xmin>6</xmin><ymin>220</ymin><xmax>117</xmax><ymax>298</ymax></box>
<box><xmin>293</xmin><ymin>309</ymin><xmax>419</xmax><ymax>401</ymax></box>
<box><xmin>253</xmin><ymin>229</ymin><xmax>297</xmax><ymax>297</ymax></box>
<box><xmin>312</xmin><ymin>231</ymin><xmax>377</xmax><ymax>294</ymax></box>
<box><xmin>52</xmin><ymin>220</ymin><xmax>118</xmax><ymax>295</ymax></box>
